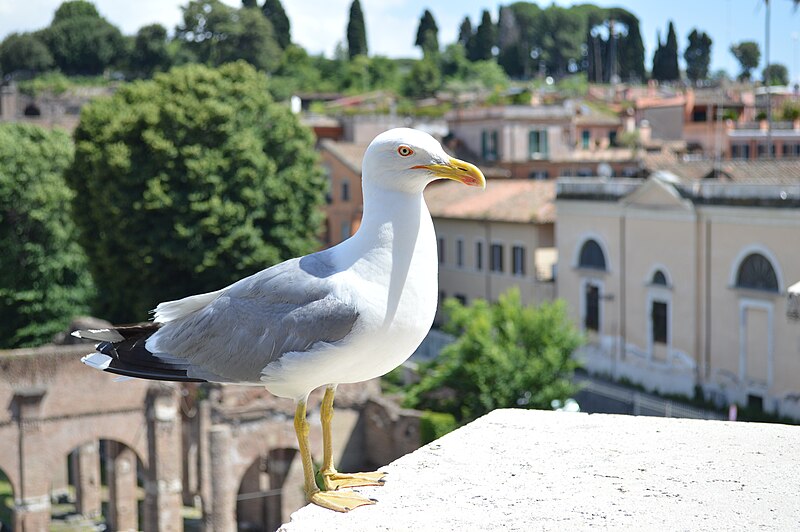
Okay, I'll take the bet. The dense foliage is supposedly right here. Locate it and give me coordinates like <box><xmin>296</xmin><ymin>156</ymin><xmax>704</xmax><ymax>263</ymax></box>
<box><xmin>0</xmin><ymin>33</ymin><xmax>54</xmax><ymax>75</ymax></box>
<box><xmin>129</xmin><ymin>24</ymin><xmax>171</xmax><ymax>78</ymax></box>
<box><xmin>415</xmin><ymin>9</ymin><xmax>439</xmax><ymax>57</ymax></box>
<box><xmin>65</xmin><ymin>62</ymin><xmax>326</xmax><ymax>321</ymax></box>
<box><xmin>0</xmin><ymin>124</ymin><xmax>93</xmax><ymax>347</ymax></box>
<box><xmin>346</xmin><ymin>0</ymin><xmax>368</xmax><ymax>59</ymax></box>
<box><xmin>652</xmin><ymin>21</ymin><xmax>679</xmax><ymax>82</ymax></box>
<box><xmin>404</xmin><ymin>290</ymin><xmax>583</xmax><ymax>424</ymax></box>
<box><xmin>762</xmin><ymin>63</ymin><xmax>789</xmax><ymax>86</ymax></box>
<box><xmin>685</xmin><ymin>29</ymin><xmax>712</xmax><ymax>83</ymax></box>
<box><xmin>261</xmin><ymin>0</ymin><xmax>291</xmax><ymax>49</ymax></box>
<box><xmin>731</xmin><ymin>41</ymin><xmax>761</xmax><ymax>81</ymax></box>
<box><xmin>41</xmin><ymin>0</ymin><xmax>126</xmax><ymax>75</ymax></box>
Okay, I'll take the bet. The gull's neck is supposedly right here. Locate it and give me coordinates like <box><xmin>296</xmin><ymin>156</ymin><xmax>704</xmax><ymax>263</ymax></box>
<box><xmin>337</xmin><ymin>180</ymin><xmax>434</xmax><ymax>260</ymax></box>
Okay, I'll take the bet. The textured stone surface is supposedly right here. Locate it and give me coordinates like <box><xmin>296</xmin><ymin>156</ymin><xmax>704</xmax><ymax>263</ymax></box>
<box><xmin>279</xmin><ymin>409</ymin><xmax>800</xmax><ymax>531</ymax></box>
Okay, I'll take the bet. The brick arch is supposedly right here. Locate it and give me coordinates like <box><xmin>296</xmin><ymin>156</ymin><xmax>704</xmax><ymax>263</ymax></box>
<box><xmin>40</xmin><ymin>412</ymin><xmax>150</xmax><ymax>473</ymax></box>
<box><xmin>0</xmin><ymin>462</ymin><xmax>18</xmax><ymax>517</ymax></box>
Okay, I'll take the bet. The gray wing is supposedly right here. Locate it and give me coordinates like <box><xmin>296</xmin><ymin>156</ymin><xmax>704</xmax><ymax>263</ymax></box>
<box><xmin>145</xmin><ymin>250</ymin><xmax>359</xmax><ymax>383</ymax></box>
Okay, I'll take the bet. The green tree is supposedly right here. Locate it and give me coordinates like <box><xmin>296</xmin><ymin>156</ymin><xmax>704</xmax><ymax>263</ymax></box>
<box><xmin>241</xmin><ymin>0</ymin><xmax>257</xmax><ymax>7</ymax></box>
<box><xmin>469</xmin><ymin>10</ymin><xmax>495</xmax><ymax>62</ymax></box>
<box><xmin>130</xmin><ymin>24</ymin><xmax>171</xmax><ymax>78</ymax></box>
<box><xmin>176</xmin><ymin>0</ymin><xmax>281</xmax><ymax>72</ymax></box>
<box><xmin>42</xmin><ymin>0</ymin><xmax>125</xmax><ymax>75</ymax></box>
<box><xmin>762</xmin><ymin>63</ymin><xmax>789</xmax><ymax>86</ymax></box>
<box><xmin>653</xmin><ymin>21</ymin><xmax>679</xmax><ymax>81</ymax></box>
<box><xmin>261</xmin><ymin>0</ymin><xmax>291</xmax><ymax>49</ymax></box>
<box><xmin>684</xmin><ymin>28</ymin><xmax>712</xmax><ymax>83</ymax></box>
<box><xmin>404</xmin><ymin>290</ymin><xmax>583</xmax><ymax>424</ymax></box>
<box><xmin>730</xmin><ymin>41</ymin><xmax>761</xmax><ymax>81</ymax></box>
<box><xmin>612</xmin><ymin>9</ymin><xmax>645</xmax><ymax>83</ymax></box>
<box><xmin>457</xmin><ymin>16</ymin><xmax>472</xmax><ymax>47</ymax></box>
<box><xmin>346</xmin><ymin>0</ymin><xmax>368</xmax><ymax>59</ymax></box>
<box><xmin>415</xmin><ymin>9</ymin><xmax>439</xmax><ymax>56</ymax></box>
<box><xmin>540</xmin><ymin>6</ymin><xmax>583</xmax><ymax>76</ymax></box>
<box><xmin>0</xmin><ymin>124</ymin><xmax>93</xmax><ymax>348</ymax></box>
<box><xmin>65</xmin><ymin>62</ymin><xmax>326</xmax><ymax>322</ymax></box>
<box><xmin>402</xmin><ymin>58</ymin><xmax>442</xmax><ymax>99</ymax></box>
<box><xmin>0</xmin><ymin>32</ymin><xmax>54</xmax><ymax>75</ymax></box>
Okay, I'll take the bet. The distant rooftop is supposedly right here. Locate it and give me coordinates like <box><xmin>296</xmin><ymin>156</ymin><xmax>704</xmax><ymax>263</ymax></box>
<box><xmin>425</xmin><ymin>179</ymin><xmax>555</xmax><ymax>224</ymax></box>
<box><xmin>280</xmin><ymin>409</ymin><xmax>800</xmax><ymax>531</ymax></box>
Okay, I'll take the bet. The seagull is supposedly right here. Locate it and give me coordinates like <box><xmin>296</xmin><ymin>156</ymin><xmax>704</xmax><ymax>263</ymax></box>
<box><xmin>75</xmin><ymin>127</ymin><xmax>486</xmax><ymax>512</ymax></box>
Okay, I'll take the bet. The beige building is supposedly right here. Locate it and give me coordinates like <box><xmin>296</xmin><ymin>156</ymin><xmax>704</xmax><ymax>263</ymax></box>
<box><xmin>556</xmin><ymin>165</ymin><xmax>800</xmax><ymax>418</ymax></box>
<box><xmin>446</xmin><ymin>103</ymin><xmax>639</xmax><ymax>179</ymax></box>
<box><xmin>424</xmin><ymin>180</ymin><xmax>557</xmax><ymax>322</ymax></box>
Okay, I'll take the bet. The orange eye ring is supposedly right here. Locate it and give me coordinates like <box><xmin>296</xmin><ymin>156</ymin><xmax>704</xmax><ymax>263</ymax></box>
<box><xmin>397</xmin><ymin>145</ymin><xmax>414</xmax><ymax>157</ymax></box>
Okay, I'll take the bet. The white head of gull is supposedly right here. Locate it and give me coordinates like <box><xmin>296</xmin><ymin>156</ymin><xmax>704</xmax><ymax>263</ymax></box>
<box><xmin>75</xmin><ymin>127</ymin><xmax>486</xmax><ymax>512</ymax></box>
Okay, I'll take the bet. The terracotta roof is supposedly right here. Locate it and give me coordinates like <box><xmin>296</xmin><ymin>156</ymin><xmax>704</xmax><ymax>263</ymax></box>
<box><xmin>319</xmin><ymin>139</ymin><xmax>369</xmax><ymax>174</ymax></box>
<box><xmin>424</xmin><ymin>179</ymin><xmax>555</xmax><ymax>224</ymax></box>
<box><xmin>643</xmin><ymin>157</ymin><xmax>800</xmax><ymax>184</ymax></box>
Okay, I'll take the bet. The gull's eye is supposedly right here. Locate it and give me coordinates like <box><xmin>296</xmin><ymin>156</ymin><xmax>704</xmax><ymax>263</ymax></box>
<box><xmin>397</xmin><ymin>145</ymin><xmax>414</xmax><ymax>157</ymax></box>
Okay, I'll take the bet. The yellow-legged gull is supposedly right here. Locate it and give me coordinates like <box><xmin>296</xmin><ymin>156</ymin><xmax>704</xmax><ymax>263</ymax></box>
<box><xmin>76</xmin><ymin>127</ymin><xmax>486</xmax><ymax>512</ymax></box>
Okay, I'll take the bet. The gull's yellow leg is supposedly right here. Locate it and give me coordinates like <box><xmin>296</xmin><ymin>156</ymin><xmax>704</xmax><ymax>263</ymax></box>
<box><xmin>320</xmin><ymin>385</ymin><xmax>387</xmax><ymax>491</ymax></box>
<box><xmin>294</xmin><ymin>398</ymin><xmax>375</xmax><ymax>512</ymax></box>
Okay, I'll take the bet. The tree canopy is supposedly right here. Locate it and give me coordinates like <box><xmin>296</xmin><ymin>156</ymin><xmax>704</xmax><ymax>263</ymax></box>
<box><xmin>685</xmin><ymin>29</ymin><xmax>712</xmax><ymax>83</ymax></box>
<box><xmin>730</xmin><ymin>41</ymin><xmax>760</xmax><ymax>81</ymax></box>
<box><xmin>66</xmin><ymin>62</ymin><xmax>326</xmax><ymax>321</ymax></box>
<box><xmin>346</xmin><ymin>0</ymin><xmax>368</xmax><ymax>59</ymax></box>
<box><xmin>0</xmin><ymin>32</ymin><xmax>54</xmax><ymax>75</ymax></box>
<box><xmin>0</xmin><ymin>123</ymin><xmax>94</xmax><ymax>347</ymax></box>
<box><xmin>261</xmin><ymin>0</ymin><xmax>291</xmax><ymax>49</ymax></box>
<box><xmin>175</xmin><ymin>0</ymin><xmax>281</xmax><ymax>72</ymax></box>
<box><xmin>129</xmin><ymin>24</ymin><xmax>172</xmax><ymax>78</ymax></box>
<box><xmin>41</xmin><ymin>0</ymin><xmax>126</xmax><ymax>75</ymax></box>
<box><xmin>404</xmin><ymin>290</ymin><xmax>583</xmax><ymax>424</ymax></box>
<box><xmin>652</xmin><ymin>21</ymin><xmax>679</xmax><ymax>81</ymax></box>
<box><xmin>763</xmin><ymin>63</ymin><xmax>789</xmax><ymax>86</ymax></box>
<box><xmin>469</xmin><ymin>10</ymin><xmax>495</xmax><ymax>62</ymax></box>
<box><xmin>415</xmin><ymin>9</ymin><xmax>439</xmax><ymax>57</ymax></box>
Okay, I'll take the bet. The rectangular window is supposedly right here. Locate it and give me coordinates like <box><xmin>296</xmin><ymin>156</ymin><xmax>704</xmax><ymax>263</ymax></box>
<box><xmin>529</xmin><ymin>129</ymin><xmax>549</xmax><ymax>158</ymax></box>
<box><xmin>585</xmin><ymin>284</ymin><xmax>599</xmax><ymax>331</ymax></box>
<box><xmin>490</xmin><ymin>244</ymin><xmax>503</xmax><ymax>273</ymax></box>
<box><xmin>731</xmin><ymin>144</ymin><xmax>750</xmax><ymax>159</ymax></box>
<box><xmin>341</xmin><ymin>180</ymin><xmax>350</xmax><ymax>201</ymax></box>
<box><xmin>481</xmin><ymin>130</ymin><xmax>498</xmax><ymax>161</ymax></box>
<box><xmin>608</xmin><ymin>130</ymin><xmax>618</xmax><ymax>146</ymax></box>
<box><xmin>692</xmin><ymin>109</ymin><xmax>707</xmax><ymax>122</ymax></box>
<box><xmin>581</xmin><ymin>130</ymin><xmax>590</xmax><ymax>149</ymax></box>
<box><xmin>456</xmin><ymin>238</ymin><xmax>464</xmax><ymax>268</ymax></box>
<box><xmin>652</xmin><ymin>301</ymin><xmax>668</xmax><ymax>344</ymax></box>
<box><xmin>757</xmin><ymin>143</ymin><xmax>776</xmax><ymax>158</ymax></box>
<box><xmin>512</xmin><ymin>245</ymin><xmax>525</xmax><ymax>276</ymax></box>
<box><xmin>437</xmin><ymin>237</ymin><xmax>445</xmax><ymax>264</ymax></box>
<box><xmin>475</xmin><ymin>241</ymin><xmax>483</xmax><ymax>271</ymax></box>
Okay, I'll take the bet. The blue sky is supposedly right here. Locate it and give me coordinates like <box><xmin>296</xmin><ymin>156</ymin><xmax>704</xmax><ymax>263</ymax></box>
<box><xmin>1</xmin><ymin>0</ymin><xmax>798</xmax><ymax>83</ymax></box>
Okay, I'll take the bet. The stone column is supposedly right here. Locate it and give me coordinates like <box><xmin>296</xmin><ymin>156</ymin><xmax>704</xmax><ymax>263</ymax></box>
<box><xmin>106</xmin><ymin>441</ymin><xmax>139</xmax><ymax>531</ymax></box>
<box><xmin>143</xmin><ymin>385</ymin><xmax>184</xmax><ymax>532</ymax></box>
<box><xmin>206</xmin><ymin>424</ymin><xmax>235</xmax><ymax>531</ymax></box>
<box><xmin>12</xmin><ymin>388</ymin><xmax>51</xmax><ymax>531</ymax></box>
<box><xmin>75</xmin><ymin>441</ymin><xmax>102</xmax><ymax>518</ymax></box>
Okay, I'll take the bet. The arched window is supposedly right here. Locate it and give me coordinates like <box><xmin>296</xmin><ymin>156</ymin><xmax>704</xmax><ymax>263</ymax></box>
<box><xmin>23</xmin><ymin>104</ymin><xmax>41</xmax><ymax>116</ymax></box>
<box><xmin>736</xmin><ymin>253</ymin><xmax>778</xmax><ymax>292</ymax></box>
<box><xmin>578</xmin><ymin>239</ymin><xmax>606</xmax><ymax>271</ymax></box>
<box><xmin>652</xmin><ymin>270</ymin><xmax>667</xmax><ymax>286</ymax></box>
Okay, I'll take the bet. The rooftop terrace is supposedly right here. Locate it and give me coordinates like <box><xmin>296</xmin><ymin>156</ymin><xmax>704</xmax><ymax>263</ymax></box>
<box><xmin>280</xmin><ymin>409</ymin><xmax>799</xmax><ymax>531</ymax></box>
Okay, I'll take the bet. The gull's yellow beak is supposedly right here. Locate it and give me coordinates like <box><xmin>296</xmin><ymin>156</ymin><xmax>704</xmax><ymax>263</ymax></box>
<box><xmin>413</xmin><ymin>157</ymin><xmax>486</xmax><ymax>189</ymax></box>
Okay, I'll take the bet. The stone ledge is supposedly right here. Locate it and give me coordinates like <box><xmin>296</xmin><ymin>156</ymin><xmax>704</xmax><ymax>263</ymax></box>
<box><xmin>279</xmin><ymin>409</ymin><xmax>799</xmax><ymax>531</ymax></box>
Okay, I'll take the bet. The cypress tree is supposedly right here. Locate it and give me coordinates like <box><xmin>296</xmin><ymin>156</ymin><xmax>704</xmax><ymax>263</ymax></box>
<box><xmin>662</xmin><ymin>21</ymin><xmax>680</xmax><ymax>81</ymax></box>
<box><xmin>469</xmin><ymin>10</ymin><xmax>495</xmax><ymax>62</ymax></box>
<box><xmin>685</xmin><ymin>29</ymin><xmax>712</xmax><ymax>83</ymax></box>
<box><xmin>262</xmin><ymin>0</ymin><xmax>291</xmax><ymax>49</ymax></box>
<box><xmin>415</xmin><ymin>9</ymin><xmax>439</xmax><ymax>56</ymax></box>
<box><xmin>457</xmin><ymin>17</ymin><xmax>472</xmax><ymax>48</ymax></box>
<box><xmin>347</xmin><ymin>0</ymin><xmax>368</xmax><ymax>59</ymax></box>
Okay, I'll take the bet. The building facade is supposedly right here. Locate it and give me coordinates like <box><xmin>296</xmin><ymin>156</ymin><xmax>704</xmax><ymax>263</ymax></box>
<box><xmin>424</xmin><ymin>180</ymin><xmax>557</xmax><ymax>322</ymax></box>
<box><xmin>556</xmin><ymin>170</ymin><xmax>800</xmax><ymax>419</ymax></box>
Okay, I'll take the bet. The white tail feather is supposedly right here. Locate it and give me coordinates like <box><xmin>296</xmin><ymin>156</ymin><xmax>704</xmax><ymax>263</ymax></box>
<box><xmin>72</xmin><ymin>329</ymin><xmax>124</xmax><ymax>342</ymax></box>
<box><xmin>81</xmin><ymin>352</ymin><xmax>113</xmax><ymax>370</ymax></box>
<box><xmin>152</xmin><ymin>288</ymin><xmax>225</xmax><ymax>323</ymax></box>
